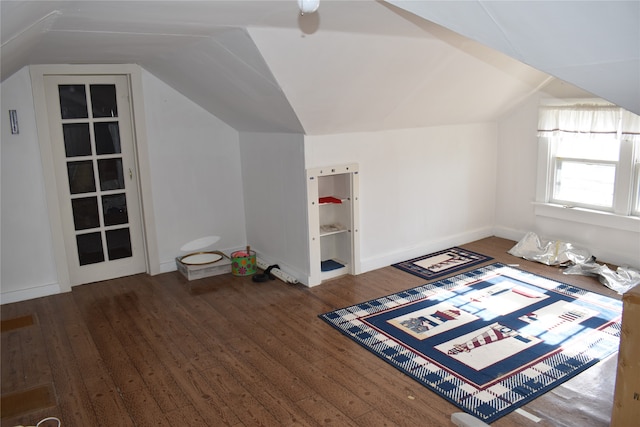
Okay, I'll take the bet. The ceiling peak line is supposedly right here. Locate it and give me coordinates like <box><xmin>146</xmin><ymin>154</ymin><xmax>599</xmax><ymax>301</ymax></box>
<box><xmin>495</xmin><ymin>75</ymin><xmax>557</xmax><ymax>120</ymax></box>
<box><xmin>1</xmin><ymin>10</ymin><xmax>60</xmax><ymax>48</ymax></box>
<box><xmin>477</xmin><ymin>1</ymin><xmax>523</xmax><ymax>62</ymax></box>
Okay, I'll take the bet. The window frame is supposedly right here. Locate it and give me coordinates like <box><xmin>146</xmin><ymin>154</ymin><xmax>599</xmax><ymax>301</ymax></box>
<box><xmin>537</xmin><ymin>107</ymin><xmax>639</xmax><ymax>219</ymax></box>
<box><xmin>633</xmin><ymin>161</ymin><xmax>640</xmax><ymax>216</ymax></box>
<box><xmin>549</xmin><ymin>155</ymin><xmax>618</xmax><ymax>211</ymax></box>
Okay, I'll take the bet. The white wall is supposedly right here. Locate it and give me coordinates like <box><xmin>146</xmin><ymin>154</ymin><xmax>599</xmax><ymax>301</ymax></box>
<box><xmin>305</xmin><ymin>124</ymin><xmax>498</xmax><ymax>273</ymax></box>
<box><xmin>5</xmin><ymin>63</ymin><xmax>636</xmax><ymax>304</ymax></box>
<box><xmin>1</xmin><ymin>67</ymin><xmax>60</xmax><ymax>302</ymax></box>
<box><xmin>1</xmin><ymin>66</ymin><xmax>247</xmax><ymax>303</ymax></box>
<box><xmin>140</xmin><ymin>69</ymin><xmax>247</xmax><ymax>271</ymax></box>
<box><xmin>495</xmin><ymin>95</ymin><xmax>640</xmax><ymax>268</ymax></box>
<box><xmin>494</xmin><ymin>96</ymin><xmax>539</xmax><ymax>240</ymax></box>
<box><xmin>239</xmin><ymin>132</ymin><xmax>308</xmax><ymax>281</ymax></box>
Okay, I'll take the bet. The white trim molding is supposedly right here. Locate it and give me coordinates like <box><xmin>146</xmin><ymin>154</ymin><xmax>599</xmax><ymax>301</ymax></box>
<box><xmin>29</xmin><ymin>64</ymin><xmax>160</xmax><ymax>292</ymax></box>
<box><xmin>360</xmin><ymin>226</ymin><xmax>494</xmax><ymax>274</ymax></box>
<box><xmin>0</xmin><ymin>282</ymin><xmax>61</xmax><ymax>305</ymax></box>
<box><xmin>533</xmin><ymin>202</ymin><xmax>640</xmax><ymax>233</ymax></box>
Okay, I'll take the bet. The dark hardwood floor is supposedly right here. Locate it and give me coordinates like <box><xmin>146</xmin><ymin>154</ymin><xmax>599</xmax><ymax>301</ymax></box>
<box><xmin>1</xmin><ymin>237</ymin><xmax>621</xmax><ymax>426</ymax></box>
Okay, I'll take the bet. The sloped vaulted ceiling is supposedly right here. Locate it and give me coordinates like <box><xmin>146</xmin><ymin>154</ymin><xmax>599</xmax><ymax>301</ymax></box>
<box><xmin>249</xmin><ymin>22</ymin><xmax>550</xmax><ymax>134</ymax></box>
<box><xmin>388</xmin><ymin>0</ymin><xmax>640</xmax><ymax>116</ymax></box>
<box><xmin>1</xmin><ymin>1</ymin><xmax>635</xmax><ymax>134</ymax></box>
<box><xmin>0</xmin><ymin>1</ymin><xmax>307</xmax><ymax>133</ymax></box>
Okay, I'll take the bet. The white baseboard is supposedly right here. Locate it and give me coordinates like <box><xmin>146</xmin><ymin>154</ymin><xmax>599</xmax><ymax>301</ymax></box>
<box><xmin>1</xmin><ymin>282</ymin><xmax>63</xmax><ymax>305</ymax></box>
<box><xmin>492</xmin><ymin>226</ymin><xmax>527</xmax><ymax>243</ymax></box>
<box><xmin>159</xmin><ymin>259</ymin><xmax>178</xmax><ymax>274</ymax></box>
<box><xmin>360</xmin><ymin>227</ymin><xmax>494</xmax><ymax>274</ymax></box>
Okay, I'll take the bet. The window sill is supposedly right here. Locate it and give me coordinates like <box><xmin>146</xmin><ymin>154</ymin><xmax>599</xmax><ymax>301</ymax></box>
<box><xmin>533</xmin><ymin>202</ymin><xmax>640</xmax><ymax>233</ymax></box>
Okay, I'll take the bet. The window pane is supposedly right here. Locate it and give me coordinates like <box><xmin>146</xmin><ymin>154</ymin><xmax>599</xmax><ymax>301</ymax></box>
<box><xmin>67</xmin><ymin>161</ymin><xmax>96</xmax><ymax>194</ymax></box>
<box><xmin>554</xmin><ymin>160</ymin><xmax>615</xmax><ymax>207</ymax></box>
<box><xmin>90</xmin><ymin>84</ymin><xmax>118</xmax><ymax>118</ymax></box>
<box><xmin>58</xmin><ymin>85</ymin><xmax>88</xmax><ymax>119</ymax></box>
<box><xmin>94</xmin><ymin>122</ymin><xmax>121</xmax><ymax>154</ymax></box>
<box><xmin>63</xmin><ymin>123</ymin><xmax>92</xmax><ymax>157</ymax></box>
<box><xmin>71</xmin><ymin>197</ymin><xmax>100</xmax><ymax>230</ymax></box>
<box><xmin>102</xmin><ymin>193</ymin><xmax>128</xmax><ymax>226</ymax></box>
<box><xmin>106</xmin><ymin>228</ymin><xmax>132</xmax><ymax>260</ymax></box>
<box><xmin>98</xmin><ymin>158</ymin><xmax>125</xmax><ymax>191</ymax></box>
<box><xmin>556</xmin><ymin>134</ymin><xmax>619</xmax><ymax>161</ymax></box>
<box><xmin>76</xmin><ymin>232</ymin><xmax>104</xmax><ymax>265</ymax></box>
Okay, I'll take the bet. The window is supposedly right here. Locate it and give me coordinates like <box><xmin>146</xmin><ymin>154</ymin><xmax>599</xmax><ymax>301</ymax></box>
<box><xmin>634</xmin><ymin>160</ymin><xmax>640</xmax><ymax>216</ymax></box>
<box><xmin>538</xmin><ymin>103</ymin><xmax>640</xmax><ymax>217</ymax></box>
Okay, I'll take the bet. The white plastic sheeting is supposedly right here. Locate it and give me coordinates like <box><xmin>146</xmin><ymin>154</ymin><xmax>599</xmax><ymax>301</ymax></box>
<box><xmin>508</xmin><ymin>232</ymin><xmax>639</xmax><ymax>294</ymax></box>
<box><xmin>507</xmin><ymin>231</ymin><xmax>591</xmax><ymax>266</ymax></box>
<box><xmin>564</xmin><ymin>261</ymin><xmax>640</xmax><ymax>294</ymax></box>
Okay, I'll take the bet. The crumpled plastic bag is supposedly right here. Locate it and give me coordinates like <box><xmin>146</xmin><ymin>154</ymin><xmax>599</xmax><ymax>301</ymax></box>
<box><xmin>509</xmin><ymin>231</ymin><xmax>640</xmax><ymax>294</ymax></box>
<box><xmin>564</xmin><ymin>261</ymin><xmax>640</xmax><ymax>294</ymax></box>
<box><xmin>507</xmin><ymin>231</ymin><xmax>591</xmax><ymax>266</ymax></box>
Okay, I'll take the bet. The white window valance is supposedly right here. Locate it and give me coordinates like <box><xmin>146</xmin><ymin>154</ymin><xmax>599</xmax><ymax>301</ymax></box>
<box><xmin>620</xmin><ymin>110</ymin><xmax>640</xmax><ymax>138</ymax></box>
<box><xmin>538</xmin><ymin>105</ymin><xmax>640</xmax><ymax>140</ymax></box>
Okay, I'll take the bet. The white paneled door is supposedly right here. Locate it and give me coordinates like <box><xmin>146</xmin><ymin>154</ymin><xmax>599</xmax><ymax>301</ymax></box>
<box><xmin>43</xmin><ymin>75</ymin><xmax>146</xmax><ymax>286</ymax></box>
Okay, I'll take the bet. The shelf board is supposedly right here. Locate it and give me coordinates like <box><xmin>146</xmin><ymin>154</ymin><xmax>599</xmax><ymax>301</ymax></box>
<box><xmin>321</xmin><ymin>259</ymin><xmax>345</xmax><ymax>271</ymax></box>
<box><xmin>320</xmin><ymin>223</ymin><xmax>347</xmax><ymax>236</ymax></box>
<box><xmin>321</xmin><ymin>259</ymin><xmax>349</xmax><ymax>280</ymax></box>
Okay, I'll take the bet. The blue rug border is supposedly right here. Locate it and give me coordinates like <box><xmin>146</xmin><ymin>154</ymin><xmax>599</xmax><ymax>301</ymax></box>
<box><xmin>392</xmin><ymin>247</ymin><xmax>494</xmax><ymax>281</ymax></box>
<box><xmin>318</xmin><ymin>262</ymin><xmax>622</xmax><ymax>423</ymax></box>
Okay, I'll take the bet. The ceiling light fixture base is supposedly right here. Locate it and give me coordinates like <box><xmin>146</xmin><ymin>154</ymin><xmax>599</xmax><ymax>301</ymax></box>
<box><xmin>298</xmin><ymin>0</ymin><xmax>319</xmax><ymax>15</ymax></box>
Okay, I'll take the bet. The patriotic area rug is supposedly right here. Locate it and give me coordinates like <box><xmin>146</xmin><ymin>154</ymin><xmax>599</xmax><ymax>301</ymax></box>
<box><xmin>319</xmin><ymin>263</ymin><xmax>621</xmax><ymax>423</ymax></box>
<box><xmin>392</xmin><ymin>247</ymin><xmax>493</xmax><ymax>281</ymax></box>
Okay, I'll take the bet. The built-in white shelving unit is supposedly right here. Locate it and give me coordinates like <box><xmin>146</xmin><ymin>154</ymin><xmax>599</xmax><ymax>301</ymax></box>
<box><xmin>306</xmin><ymin>164</ymin><xmax>360</xmax><ymax>286</ymax></box>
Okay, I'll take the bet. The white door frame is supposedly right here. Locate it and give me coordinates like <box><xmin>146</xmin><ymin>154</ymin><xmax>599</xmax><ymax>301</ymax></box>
<box><xmin>30</xmin><ymin>64</ymin><xmax>160</xmax><ymax>293</ymax></box>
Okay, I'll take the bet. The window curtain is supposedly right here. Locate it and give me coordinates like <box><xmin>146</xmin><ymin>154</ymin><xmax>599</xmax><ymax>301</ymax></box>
<box><xmin>538</xmin><ymin>105</ymin><xmax>640</xmax><ymax>142</ymax></box>
<box><xmin>620</xmin><ymin>109</ymin><xmax>640</xmax><ymax>143</ymax></box>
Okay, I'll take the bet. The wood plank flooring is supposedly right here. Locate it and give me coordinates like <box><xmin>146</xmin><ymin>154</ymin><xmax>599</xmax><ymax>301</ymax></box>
<box><xmin>1</xmin><ymin>237</ymin><xmax>622</xmax><ymax>426</ymax></box>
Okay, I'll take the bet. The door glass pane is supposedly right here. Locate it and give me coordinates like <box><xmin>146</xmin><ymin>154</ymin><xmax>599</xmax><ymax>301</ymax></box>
<box><xmin>77</xmin><ymin>232</ymin><xmax>105</xmax><ymax>265</ymax></box>
<box><xmin>94</xmin><ymin>122</ymin><xmax>121</xmax><ymax>154</ymax></box>
<box><xmin>67</xmin><ymin>161</ymin><xmax>96</xmax><ymax>194</ymax></box>
<box><xmin>103</xmin><ymin>194</ymin><xmax>128</xmax><ymax>226</ymax></box>
<box><xmin>98</xmin><ymin>158</ymin><xmax>125</xmax><ymax>191</ymax></box>
<box><xmin>90</xmin><ymin>84</ymin><xmax>118</xmax><ymax>118</ymax></box>
<box><xmin>71</xmin><ymin>197</ymin><xmax>100</xmax><ymax>230</ymax></box>
<box><xmin>106</xmin><ymin>228</ymin><xmax>132</xmax><ymax>260</ymax></box>
<box><xmin>59</xmin><ymin>85</ymin><xmax>88</xmax><ymax>119</ymax></box>
<box><xmin>63</xmin><ymin>123</ymin><xmax>92</xmax><ymax>157</ymax></box>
